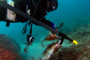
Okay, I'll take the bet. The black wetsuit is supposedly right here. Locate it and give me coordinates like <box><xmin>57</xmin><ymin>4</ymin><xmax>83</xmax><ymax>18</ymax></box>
<box><xmin>28</xmin><ymin>0</ymin><xmax>55</xmax><ymax>27</ymax></box>
<box><xmin>0</xmin><ymin>0</ymin><xmax>58</xmax><ymax>27</ymax></box>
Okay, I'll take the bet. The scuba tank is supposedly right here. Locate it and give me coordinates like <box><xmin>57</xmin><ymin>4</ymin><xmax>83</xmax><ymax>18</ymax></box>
<box><xmin>0</xmin><ymin>0</ymin><xmax>28</xmax><ymax>24</ymax></box>
<box><xmin>6</xmin><ymin>0</ymin><xmax>16</xmax><ymax>21</ymax></box>
<box><xmin>7</xmin><ymin>0</ymin><xmax>14</xmax><ymax>6</ymax></box>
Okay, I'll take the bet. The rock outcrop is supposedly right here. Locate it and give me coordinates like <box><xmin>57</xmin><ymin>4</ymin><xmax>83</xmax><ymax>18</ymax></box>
<box><xmin>0</xmin><ymin>34</ymin><xmax>22</xmax><ymax>60</ymax></box>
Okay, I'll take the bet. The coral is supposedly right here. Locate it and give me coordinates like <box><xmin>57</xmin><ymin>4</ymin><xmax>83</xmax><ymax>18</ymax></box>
<box><xmin>0</xmin><ymin>34</ymin><xmax>22</xmax><ymax>60</ymax></box>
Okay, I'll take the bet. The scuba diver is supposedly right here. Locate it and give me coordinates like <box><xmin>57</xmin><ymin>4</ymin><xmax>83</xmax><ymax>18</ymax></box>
<box><xmin>0</xmin><ymin>0</ymin><xmax>78</xmax><ymax>53</ymax></box>
<box><xmin>20</xmin><ymin>0</ymin><xmax>58</xmax><ymax>52</ymax></box>
<box><xmin>22</xmin><ymin>0</ymin><xmax>58</xmax><ymax>45</ymax></box>
<box><xmin>0</xmin><ymin>0</ymin><xmax>58</xmax><ymax>26</ymax></box>
<box><xmin>0</xmin><ymin>0</ymin><xmax>58</xmax><ymax>52</ymax></box>
<box><xmin>26</xmin><ymin>0</ymin><xmax>58</xmax><ymax>27</ymax></box>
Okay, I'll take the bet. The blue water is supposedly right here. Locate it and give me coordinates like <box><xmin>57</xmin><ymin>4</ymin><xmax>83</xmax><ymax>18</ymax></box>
<box><xmin>0</xmin><ymin>0</ymin><xmax>90</xmax><ymax>60</ymax></box>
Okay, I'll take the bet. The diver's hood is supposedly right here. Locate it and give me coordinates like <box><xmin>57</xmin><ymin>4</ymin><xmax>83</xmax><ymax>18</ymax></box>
<box><xmin>47</xmin><ymin>0</ymin><xmax>58</xmax><ymax>12</ymax></box>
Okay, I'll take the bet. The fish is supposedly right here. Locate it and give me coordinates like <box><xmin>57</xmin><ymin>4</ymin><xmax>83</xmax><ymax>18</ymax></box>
<box><xmin>41</xmin><ymin>23</ymin><xmax>64</xmax><ymax>47</ymax></box>
<box><xmin>44</xmin><ymin>22</ymin><xmax>64</xmax><ymax>41</ymax></box>
<box><xmin>41</xmin><ymin>33</ymin><xmax>59</xmax><ymax>47</ymax></box>
<box><xmin>44</xmin><ymin>34</ymin><xmax>59</xmax><ymax>40</ymax></box>
<box><xmin>42</xmin><ymin>40</ymin><xmax>62</xmax><ymax>60</ymax></box>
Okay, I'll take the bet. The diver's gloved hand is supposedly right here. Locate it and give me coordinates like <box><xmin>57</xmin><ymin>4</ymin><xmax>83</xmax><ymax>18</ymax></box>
<box><xmin>73</xmin><ymin>40</ymin><xmax>78</xmax><ymax>45</ymax></box>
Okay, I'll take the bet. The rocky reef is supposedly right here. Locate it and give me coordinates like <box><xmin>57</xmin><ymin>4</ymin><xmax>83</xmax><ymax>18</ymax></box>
<box><xmin>50</xmin><ymin>22</ymin><xmax>90</xmax><ymax>60</ymax></box>
<box><xmin>0</xmin><ymin>34</ymin><xmax>22</xmax><ymax>60</ymax></box>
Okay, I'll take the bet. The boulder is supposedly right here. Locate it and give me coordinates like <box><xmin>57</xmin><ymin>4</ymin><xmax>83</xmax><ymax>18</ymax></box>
<box><xmin>0</xmin><ymin>34</ymin><xmax>22</xmax><ymax>60</ymax></box>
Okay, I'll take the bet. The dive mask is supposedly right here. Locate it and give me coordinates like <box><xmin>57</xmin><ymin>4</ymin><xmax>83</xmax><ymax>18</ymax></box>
<box><xmin>47</xmin><ymin>4</ymin><xmax>56</xmax><ymax>12</ymax></box>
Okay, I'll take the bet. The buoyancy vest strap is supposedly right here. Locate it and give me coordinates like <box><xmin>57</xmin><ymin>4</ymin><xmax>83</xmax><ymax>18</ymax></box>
<box><xmin>6</xmin><ymin>21</ymin><xmax>10</xmax><ymax>27</ymax></box>
<box><xmin>28</xmin><ymin>0</ymin><xmax>41</xmax><ymax>36</ymax></box>
<box><xmin>0</xmin><ymin>2</ymin><xmax>73</xmax><ymax>42</ymax></box>
<box><xmin>32</xmin><ymin>0</ymin><xmax>41</xmax><ymax>16</ymax></box>
<box><xmin>29</xmin><ymin>0</ymin><xmax>30</xmax><ymax>6</ymax></box>
<box><xmin>29</xmin><ymin>22</ymin><xmax>33</xmax><ymax>36</ymax></box>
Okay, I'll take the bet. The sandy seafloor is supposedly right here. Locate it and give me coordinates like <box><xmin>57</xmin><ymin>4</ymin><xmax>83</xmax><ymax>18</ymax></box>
<box><xmin>0</xmin><ymin>0</ymin><xmax>90</xmax><ymax>60</ymax></box>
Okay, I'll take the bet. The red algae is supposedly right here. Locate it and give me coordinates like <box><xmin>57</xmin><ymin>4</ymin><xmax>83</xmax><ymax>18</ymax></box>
<box><xmin>0</xmin><ymin>48</ymin><xmax>22</xmax><ymax>60</ymax></box>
